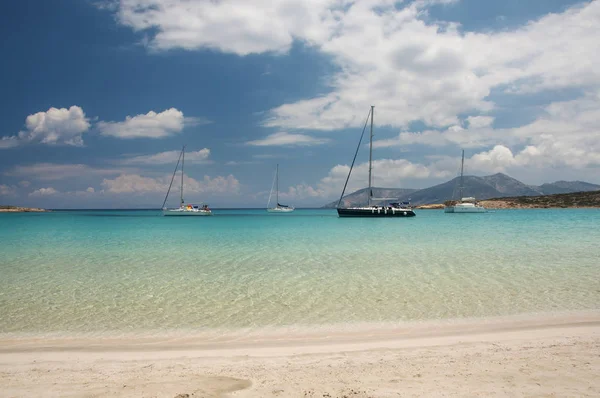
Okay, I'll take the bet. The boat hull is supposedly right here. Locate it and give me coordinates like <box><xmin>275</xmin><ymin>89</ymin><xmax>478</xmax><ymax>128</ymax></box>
<box><xmin>337</xmin><ymin>207</ymin><xmax>416</xmax><ymax>217</ymax></box>
<box><xmin>267</xmin><ymin>207</ymin><xmax>295</xmax><ymax>213</ymax></box>
<box><xmin>162</xmin><ymin>210</ymin><xmax>212</xmax><ymax>216</ymax></box>
<box><xmin>444</xmin><ymin>205</ymin><xmax>486</xmax><ymax>213</ymax></box>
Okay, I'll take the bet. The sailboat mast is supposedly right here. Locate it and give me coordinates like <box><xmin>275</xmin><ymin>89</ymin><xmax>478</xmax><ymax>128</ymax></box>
<box><xmin>459</xmin><ymin>149</ymin><xmax>464</xmax><ymax>200</ymax></box>
<box><xmin>276</xmin><ymin>164</ymin><xmax>279</xmax><ymax>206</ymax></box>
<box><xmin>368</xmin><ymin>105</ymin><xmax>374</xmax><ymax>207</ymax></box>
<box><xmin>180</xmin><ymin>145</ymin><xmax>185</xmax><ymax>206</ymax></box>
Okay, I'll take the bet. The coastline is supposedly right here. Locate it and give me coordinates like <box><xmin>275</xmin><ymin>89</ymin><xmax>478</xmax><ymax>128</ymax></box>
<box><xmin>416</xmin><ymin>190</ymin><xmax>600</xmax><ymax>209</ymax></box>
<box><xmin>2</xmin><ymin>311</ymin><xmax>599</xmax><ymax>397</ymax></box>
<box><xmin>0</xmin><ymin>205</ymin><xmax>48</xmax><ymax>212</ymax></box>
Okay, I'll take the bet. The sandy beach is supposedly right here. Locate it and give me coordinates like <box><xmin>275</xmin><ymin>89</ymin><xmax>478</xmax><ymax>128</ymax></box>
<box><xmin>1</xmin><ymin>312</ymin><xmax>599</xmax><ymax>397</ymax></box>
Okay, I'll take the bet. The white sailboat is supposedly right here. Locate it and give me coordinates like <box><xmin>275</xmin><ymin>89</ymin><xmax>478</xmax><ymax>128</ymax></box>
<box><xmin>162</xmin><ymin>146</ymin><xmax>212</xmax><ymax>216</ymax></box>
<box><xmin>267</xmin><ymin>164</ymin><xmax>294</xmax><ymax>213</ymax></box>
<box><xmin>444</xmin><ymin>150</ymin><xmax>486</xmax><ymax>213</ymax></box>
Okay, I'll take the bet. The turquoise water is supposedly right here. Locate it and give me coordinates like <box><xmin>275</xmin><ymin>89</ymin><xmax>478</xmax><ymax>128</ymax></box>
<box><xmin>1</xmin><ymin>209</ymin><xmax>599</xmax><ymax>336</ymax></box>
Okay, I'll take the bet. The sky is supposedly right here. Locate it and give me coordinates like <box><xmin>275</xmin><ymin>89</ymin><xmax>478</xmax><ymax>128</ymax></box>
<box><xmin>1</xmin><ymin>0</ymin><xmax>599</xmax><ymax>208</ymax></box>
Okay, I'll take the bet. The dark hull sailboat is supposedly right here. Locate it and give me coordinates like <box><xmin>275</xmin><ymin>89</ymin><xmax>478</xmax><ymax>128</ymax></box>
<box><xmin>336</xmin><ymin>106</ymin><xmax>416</xmax><ymax>218</ymax></box>
<box><xmin>337</xmin><ymin>206</ymin><xmax>415</xmax><ymax>217</ymax></box>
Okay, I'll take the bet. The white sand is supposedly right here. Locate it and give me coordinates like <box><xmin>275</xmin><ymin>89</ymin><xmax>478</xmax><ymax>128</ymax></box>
<box><xmin>1</xmin><ymin>312</ymin><xmax>599</xmax><ymax>397</ymax></box>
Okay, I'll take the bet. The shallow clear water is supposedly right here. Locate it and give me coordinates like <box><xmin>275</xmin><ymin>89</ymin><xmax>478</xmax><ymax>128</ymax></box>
<box><xmin>1</xmin><ymin>208</ymin><xmax>599</xmax><ymax>336</ymax></box>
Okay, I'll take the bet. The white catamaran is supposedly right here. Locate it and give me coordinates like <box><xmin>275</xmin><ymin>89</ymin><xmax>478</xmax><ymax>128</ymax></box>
<box><xmin>267</xmin><ymin>164</ymin><xmax>294</xmax><ymax>213</ymax></box>
<box><xmin>337</xmin><ymin>106</ymin><xmax>415</xmax><ymax>217</ymax></box>
<box><xmin>444</xmin><ymin>149</ymin><xmax>486</xmax><ymax>213</ymax></box>
<box><xmin>162</xmin><ymin>146</ymin><xmax>212</xmax><ymax>216</ymax></box>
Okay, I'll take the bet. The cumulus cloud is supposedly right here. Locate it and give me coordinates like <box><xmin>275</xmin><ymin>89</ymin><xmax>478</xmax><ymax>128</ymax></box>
<box><xmin>0</xmin><ymin>106</ymin><xmax>91</xmax><ymax>148</ymax></box>
<box><xmin>109</xmin><ymin>1</ymin><xmax>600</xmax><ymax>131</ymax></box>
<box><xmin>121</xmin><ymin>148</ymin><xmax>211</xmax><ymax>164</ymax></box>
<box><xmin>97</xmin><ymin>108</ymin><xmax>207</xmax><ymax>139</ymax></box>
<box><xmin>111</xmin><ymin>0</ymin><xmax>345</xmax><ymax>55</ymax></box>
<box><xmin>265</xmin><ymin>1</ymin><xmax>600</xmax><ymax>130</ymax></box>
<box><xmin>246</xmin><ymin>132</ymin><xmax>329</xmax><ymax>146</ymax></box>
<box><xmin>373</xmin><ymin>115</ymin><xmax>508</xmax><ymax>149</ymax></box>
<box><xmin>5</xmin><ymin>163</ymin><xmax>126</xmax><ymax>181</ymax></box>
<box><xmin>29</xmin><ymin>187</ymin><xmax>59</xmax><ymax>197</ymax></box>
<box><xmin>101</xmin><ymin>173</ymin><xmax>240</xmax><ymax>195</ymax></box>
<box><xmin>279</xmin><ymin>157</ymin><xmax>452</xmax><ymax>201</ymax></box>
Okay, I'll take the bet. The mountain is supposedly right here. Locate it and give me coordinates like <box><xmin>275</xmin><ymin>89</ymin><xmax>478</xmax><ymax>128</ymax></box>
<box><xmin>322</xmin><ymin>173</ymin><xmax>600</xmax><ymax>207</ymax></box>
<box><xmin>322</xmin><ymin>187</ymin><xmax>417</xmax><ymax>208</ymax></box>
<box><xmin>537</xmin><ymin>180</ymin><xmax>600</xmax><ymax>195</ymax></box>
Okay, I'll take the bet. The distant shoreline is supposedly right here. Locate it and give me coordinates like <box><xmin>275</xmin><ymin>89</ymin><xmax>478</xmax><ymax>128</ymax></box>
<box><xmin>416</xmin><ymin>190</ymin><xmax>600</xmax><ymax>209</ymax></box>
<box><xmin>0</xmin><ymin>205</ymin><xmax>48</xmax><ymax>213</ymax></box>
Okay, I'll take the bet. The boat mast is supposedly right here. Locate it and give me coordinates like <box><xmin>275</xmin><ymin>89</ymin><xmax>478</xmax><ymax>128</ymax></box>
<box><xmin>161</xmin><ymin>147</ymin><xmax>184</xmax><ymax>210</ymax></box>
<box><xmin>180</xmin><ymin>145</ymin><xmax>185</xmax><ymax>207</ymax></box>
<box><xmin>459</xmin><ymin>149</ymin><xmax>464</xmax><ymax>200</ymax></box>
<box><xmin>368</xmin><ymin>105</ymin><xmax>374</xmax><ymax>207</ymax></box>
<box><xmin>337</xmin><ymin>107</ymin><xmax>372</xmax><ymax>208</ymax></box>
<box><xmin>276</xmin><ymin>164</ymin><xmax>279</xmax><ymax>206</ymax></box>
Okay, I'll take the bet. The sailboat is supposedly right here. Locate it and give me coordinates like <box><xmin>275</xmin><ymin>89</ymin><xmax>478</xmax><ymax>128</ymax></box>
<box><xmin>162</xmin><ymin>145</ymin><xmax>212</xmax><ymax>216</ymax></box>
<box><xmin>267</xmin><ymin>164</ymin><xmax>294</xmax><ymax>213</ymax></box>
<box><xmin>444</xmin><ymin>150</ymin><xmax>486</xmax><ymax>213</ymax></box>
<box><xmin>337</xmin><ymin>106</ymin><xmax>416</xmax><ymax>218</ymax></box>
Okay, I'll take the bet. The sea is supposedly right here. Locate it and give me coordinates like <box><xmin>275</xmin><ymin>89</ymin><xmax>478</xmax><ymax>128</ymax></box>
<box><xmin>1</xmin><ymin>208</ymin><xmax>599</xmax><ymax>338</ymax></box>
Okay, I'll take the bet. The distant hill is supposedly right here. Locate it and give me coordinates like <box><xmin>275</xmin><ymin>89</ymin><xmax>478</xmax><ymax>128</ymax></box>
<box><xmin>322</xmin><ymin>173</ymin><xmax>600</xmax><ymax>207</ymax></box>
<box><xmin>537</xmin><ymin>180</ymin><xmax>600</xmax><ymax>195</ymax></box>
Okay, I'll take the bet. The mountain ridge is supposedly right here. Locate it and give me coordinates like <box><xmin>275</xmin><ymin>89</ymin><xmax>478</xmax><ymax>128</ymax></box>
<box><xmin>322</xmin><ymin>173</ymin><xmax>600</xmax><ymax>207</ymax></box>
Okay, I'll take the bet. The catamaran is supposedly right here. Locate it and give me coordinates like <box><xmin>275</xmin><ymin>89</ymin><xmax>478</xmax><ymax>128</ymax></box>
<box><xmin>444</xmin><ymin>149</ymin><xmax>486</xmax><ymax>213</ymax></box>
<box><xmin>337</xmin><ymin>106</ymin><xmax>416</xmax><ymax>218</ymax></box>
<box><xmin>267</xmin><ymin>164</ymin><xmax>294</xmax><ymax>213</ymax></box>
<box><xmin>162</xmin><ymin>145</ymin><xmax>212</xmax><ymax>216</ymax></box>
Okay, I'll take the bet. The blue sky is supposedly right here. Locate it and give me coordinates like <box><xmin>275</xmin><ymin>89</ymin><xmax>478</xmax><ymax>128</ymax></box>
<box><xmin>1</xmin><ymin>0</ymin><xmax>599</xmax><ymax>208</ymax></box>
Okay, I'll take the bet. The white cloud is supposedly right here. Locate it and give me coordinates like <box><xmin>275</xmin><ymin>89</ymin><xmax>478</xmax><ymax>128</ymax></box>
<box><xmin>112</xmin><ymin>0</ymin><xmax>343</xmax><ymax>55</ymax></box>
<box><xmin>5</xmin><ymin>163</ymin><xmax>127</xmax><ymax>181</ymax></box>
<box><xmin>29</xmin><ymin>187</ymin><xmax>59</xmax><ymax>197</ymax></box>
<box><xmin>121</xmin><ymin>148</ymin><xmax>211</xmax><ymax>164</ymax></box>
<box><xmin>0</xmin><ymin>136</ymin><xmax>19</xmax><ymax>149</ymax></box>
<box><xmin>109</xmin><ymin>1</ymin><xmax>600</xmax><ymax>138</ymax></box>
<box><xmin>469</xmin><ymin>145</ymin><xmax>517</xmax><ymax>173</ymax></box>
<box><xmin>97</xmin><ymin>108</ymin><xmax>206</xmax><ymax>139</ymax></box>
<box><xmin>246</xmin><ymin>132</ymin><xmax>330</xmax><ymax>146</ymax></box>
<box><xmin>466</xmin><ymin>116</ymin><xmax>494</xmax><ymax>129</ymax></box>
<box><xmin>225</xmin><ymin>160</ymin><xmax>260</xmax><ymax>166</ymax></box>
<box><xmin>373</xmin><ymin>118</ymin><xmax>508</xmax><ymax>149</ymax></box>
<box><xmin>265</xmin><ymin>1</ymin><xmax>600</xmax><ymax>130</ymax></box>
<box><xmin>108</xmin><ymin>1</ymin><xmax>600</xmax><ymax>144</ymax></box>
<box><xmin>0</xmin><ymin>106</ymin><xmax>90</xmax><ymax>148</ymax></box>
<box><xmin>0</xmin><ymin>184</ymin><xmax>16</xmax><ymax>196</ymax></box>
<box><xmin>280</xmin><ymin>157</ymin><xmax>452</xmax><ymax>200</ymax></box>
<box><xmin>18</xmin><ymin>180</ymin><xmax>31</xmax><ymax>188</ymax></box>
<box><xmin>101</xmin><ymin>173</ymin><xmax>240</xmax><ymax>195</ymax></box>
<box><xmin>86</xmin><ymin>187</ymin><xmax>95</xmax><ymax>193</ymax></box>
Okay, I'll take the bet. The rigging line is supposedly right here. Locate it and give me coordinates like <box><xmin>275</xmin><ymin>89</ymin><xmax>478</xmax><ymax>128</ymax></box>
<box><xmin>336</xmin><ymin>108</ymin><xmax>372</xmax><ymax>208</ymax></box>
<box><xmin>267</xmin><ymin>166</ymin><xmax>277</xmax><ymax>208</ymax></box>
<box><xmin>161</xmin><ymin>147</ymin><xmax>184</xmax><ymax>210</ymax></box>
